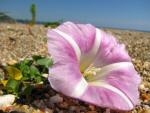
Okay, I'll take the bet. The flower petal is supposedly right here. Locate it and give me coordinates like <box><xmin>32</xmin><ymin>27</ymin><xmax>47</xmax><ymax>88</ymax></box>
<box><xmin>47</xmin><ymin>29</ymin><xmax>79</xmax><ymax>63</ymax></box>
<box><xmin>80</xmin><ymin>85</ymin><xmax>132</xmax><ymax>110</ymax></box>
<box><xmin>48</xmin><ymin>63</ymin><xmax>87</xmax><ymax>96</ymax></box>
<box><xmin>48</xmin><ymin>28</ymin><xmax>85</xmax><ymax>95</ymax></box>
<box><xmin>57</xmin><ymin>21</ymin><xmax>96</xmax><ymax>53</ymax></box>
<box><xmin>94</xmin><ymin>30</ymin><xmax>131</xmax><ymax>67</ymax></box>
<box><xmin>55</xmin><ymin>22</ymin><xmax>102</xmax><ymax>71</ymax></box>
<box><xmin>78</xmin><ymin>62</ymin><xmax>141</xmax><ymax>110</ymax></box>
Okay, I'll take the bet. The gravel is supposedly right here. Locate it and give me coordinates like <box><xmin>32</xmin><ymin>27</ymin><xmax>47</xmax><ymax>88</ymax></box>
<box><xmin>0</xmin><ymin>23</ymin><xmax>150</xmax><ymax>113</ymax></box>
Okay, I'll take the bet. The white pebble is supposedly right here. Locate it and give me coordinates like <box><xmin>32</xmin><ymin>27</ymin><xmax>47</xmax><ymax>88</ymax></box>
<box><xmin>0</xmin><ymin>94</ymin><xmax>15</xmax><ymax>107</ymax></box>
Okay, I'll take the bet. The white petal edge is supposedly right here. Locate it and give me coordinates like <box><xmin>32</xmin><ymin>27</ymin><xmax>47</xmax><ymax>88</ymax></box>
<box><xmin>0</xmin><ymin>94</ymin><xmax>15</xmax><ymax>107</ymax></box>
<box><xmin>91</xmin><ymin>29</ymin><xmax>102</xmax><ymax>56</ymax></box>
<box><xmin>80</xmin><ymin>28</ymin><xmax>102</xmax><ymax>71</ymax></box>
<box><xmin>93</xmin><ymin>62</ymin><xmax>133</xmax><ymax>81</ymax></box>
<box><xmin>71</xmin><ymin>77</ymin><xmax>88</xmax><ymax>97</ymax></box>
<box><xmin>89</xmin><ymin>81</ymin><xmax>133</xmax><ymax>109</ymax></box>
<box><xmin>53</xmin><ymin>29</ymin><xmax>81</xmax><ymax>61</ymax></box>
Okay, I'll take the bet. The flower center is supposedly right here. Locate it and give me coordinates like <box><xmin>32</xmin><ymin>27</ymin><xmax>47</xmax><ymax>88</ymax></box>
<box><xmin>83</xmin><ymin>66</ymin><xmax>101</xmax><ymax>82</ymax></box>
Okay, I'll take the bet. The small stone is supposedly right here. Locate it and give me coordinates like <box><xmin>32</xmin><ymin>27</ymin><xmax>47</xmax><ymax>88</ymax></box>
<box><xmin>50</xmin><ymin>94</ymin><xmax>63</xmax><ymax>104</ymax></box>
<box><xmin>89</xmin><ymin>105</ymin><xmax>95</xmax><ymax>111</ymax></box>
<box><xmin>59</xmin><ymin>102</ymin><xmax>68</xmax><ymax>109</ymax></box>
<box><xmin>0</xmin><ymin>94</ymin><xmax>15</xmax><ymax>107</ymax></box>
<box><xmin>80</xmin><ymin>106</ymin><xmax>87</xmax><ymax>112</ymax></box>
<box><xmin>0</xmin><ymin>90</ymin><xmax>3</xmax><ymax>95</ymax></box>
<box><xmin>7</xmin><ymin>59</ymin><xmax>17</xmax><ymax>65</ymax></box>
<box><xmin>58</xmin><ymin>111</ymin><xmax>63</xmax><ymax>113</ymax></box>
<box><xmin>140</xmin><ymin>84</ymin><xmax>146</xmax><ymax>91</ymax></box>
<box><xmin>22</xmin><ymin>105</ymin><xmax>29</xmax><ymax>109</ymax></box>
<box><xmin>44</xmin><ymin>93</ymin><xmax>50</xmax><ymax>98</ymax></box>
<box><xmin>141</xmin><ymin>94</ymin><xmax>150</xmax><ymax>102</ymax></box>
<box><xmin>143</xmin><ymin>109</ymin><xmax>150</xmax><ymax>113</ymax></box>
<box><xmin>33</xmin><ymin>100</ymin><xmax>44</xmax><ymax>108</ymax></box>
<box><xmin>45</xmin><ymin>108</ymin><xmax>53</xmax><ymax>113</ymax></box>
<box><xmin>86</xmin><ymin>111</ymin><xmax>98</xmax><ymax>113</ymax></box>
<box><xmin>69</xmin><ymin>106</ymin><xmax>76</xmax><ymax>111</ymax></box>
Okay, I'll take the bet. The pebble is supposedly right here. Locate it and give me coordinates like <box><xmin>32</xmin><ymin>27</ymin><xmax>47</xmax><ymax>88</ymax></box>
<box><xmin>59</xmin><ymin>102</ymin><xmax>68</xmax><ymax>109</ymax></box>
<box><xmin>89</xmin><ymin>105</ymin><xmax>95</xmax><ymax>111</ymax></box>
<box><xmin>49</xmin><ymin>94</ymin><xmax>63</xmax><ymax>104</ymax></box>
<box><xmin>86</xmin><ymin>111</ymin><xmax>98</xmax><ymax>113</ymax></box>
<box><xmin>143</xmin><ymin>109</ymin><xmax>150</xmax><ymax>113</ymax></box>
<box><xmin>45</xmin><ymin>108</ymin><xmax>53</xmax><ymax>113</ymax></box>
<box><xmin>69</xmin><ymin>106</ymin><xmax>77</xmax><ymax>111</ymax></box>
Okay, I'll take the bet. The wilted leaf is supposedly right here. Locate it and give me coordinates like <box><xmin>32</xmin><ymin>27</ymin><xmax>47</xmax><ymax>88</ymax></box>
<box><xmin>7</xmin><ymin>66</ymin><xmax>23</xmax><ymax>80</ymax></box>
<box><xmin>1</xmin><ymin>80</ymin><xmax>8</xmax><ymax>86</ymax></box>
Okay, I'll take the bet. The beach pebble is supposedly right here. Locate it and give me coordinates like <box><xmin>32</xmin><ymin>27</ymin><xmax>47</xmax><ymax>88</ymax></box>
<box><xmin>0</xmin><ymin>94</ymin><xmax>15</xmax><ymax>107</ymax></box>
<box><xmin>49</xmin><ymin>94</ymin><xmax>63</xmax><ymax>104</ymax></box>
<box><xmin>69</xmin><ymin>106</ymin><xmax>77</xmax><ymax>111</ymax></box>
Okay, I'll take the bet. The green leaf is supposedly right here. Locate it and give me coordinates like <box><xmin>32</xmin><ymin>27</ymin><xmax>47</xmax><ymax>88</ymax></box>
<box><xmin>0</xmin><ymin>73</ymin><xmax>2</xmax><ymax>80</ymax></box>
<box><xmin>2</xmin><ymin>55</ymin><xmax>51</xmax><ymax>98</ymax></box>
<box><xmin>20</xmin><ymin>63</ymin><xmax>31</xmax><ymax>80</ymax></box>
<box><xmin>36</xmin><ymin>58</ymin><xmax>53</xmax><ymax>68</ymax></box>
<box><xmin>30</xmin><ymin>65</ymin><xmax>40</xmax><ymax>78</ymax></box>
<box><xmin>22</xmin><ymin>84</ymin><xmax>33</xmax><ymax>97</ymax></box>
<box><xmin>6</xmin><ymin>79</ymin><xmax>20</xmax><ymax>94</ymax></box>
<box><xmin>32</xmin><ymin>55</ymin><xmax>43</xmax><ymax>61</ymax></box>
<box><xmin>34</xmin><ymin>76</ymin><xmax>43</xmax><ymax>83</ymax></box>
<box><xmin>23</xmin><ymin>59</ymin><xmax>33</xmax><ymax>66</ymax></box>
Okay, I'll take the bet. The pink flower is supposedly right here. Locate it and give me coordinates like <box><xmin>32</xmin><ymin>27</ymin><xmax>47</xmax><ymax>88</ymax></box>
<box><xmin>47</xmin><ymin>22</ymin><xmax>141</xmax><ymax>111</ymax></box>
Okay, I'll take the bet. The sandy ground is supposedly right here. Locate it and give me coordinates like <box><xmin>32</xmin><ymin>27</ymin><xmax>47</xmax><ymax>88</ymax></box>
<box><xmin>0</xmin><ymin>23</ymin><xmax>150</xmax><ymax>113</ymax></box>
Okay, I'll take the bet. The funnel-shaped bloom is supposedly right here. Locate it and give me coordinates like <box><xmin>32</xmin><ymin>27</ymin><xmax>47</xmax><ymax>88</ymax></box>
<box><xmin>47</xmin><ymin>22</ymin><xmax>141</xmax><ymax>111</ymax></box>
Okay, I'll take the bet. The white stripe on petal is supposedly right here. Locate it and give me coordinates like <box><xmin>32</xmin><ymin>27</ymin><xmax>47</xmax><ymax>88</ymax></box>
<box><xmin>71</xmin><ymin>77</ymin><xmax>88</xmax><ymax>97</ymax></box>
<box><xmin>53</xmin><ymin>29</ymin><xmax>81</xmax><ymax>61</ymax></box>
<box><xmin>92</xmin><ymin>29</ymin><xmax>102</xmax><ymax>55</ymax></box>
<box><xmin>80</xmin><ymin>29</ymin><xmax>102</xmax><ymax>71</ymax></box>
<box><xmin>89</xmin><ymin>81</ymin><xmax>133</xmax><ymax>109</ymax></box>
<box><xmin>94</xmin><ymin>62</ymin><xmax>133</xmax><ymax>80</ymax></box>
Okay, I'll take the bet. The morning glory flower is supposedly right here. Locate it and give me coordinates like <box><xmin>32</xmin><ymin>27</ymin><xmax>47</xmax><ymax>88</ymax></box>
<box><xmin>47</xmin><ymin>22</ymin><xmax>141</xmax><ymax>111</ymax></box>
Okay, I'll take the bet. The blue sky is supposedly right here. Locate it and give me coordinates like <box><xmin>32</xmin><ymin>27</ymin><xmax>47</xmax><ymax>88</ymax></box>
<box><xmin>0</xmin><ymin>0</ymin><xmax>150</xmax><ymax>31</ymax></box>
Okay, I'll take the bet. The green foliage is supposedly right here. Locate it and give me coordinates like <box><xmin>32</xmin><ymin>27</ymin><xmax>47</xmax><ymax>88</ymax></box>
<box><xmin>6</xmin><ymin>79</ymin><xmax>21</xmax><ymax>95</ymax></box>
<box><xmin>0</xmin><ymin>74</ymin><xmax>2</xmax><ymax>80</ymax></box>
<box><xmin>44</xmin><ymin>21</ymin><xmax>60</xmax><ymax>28</ymax></box>
<box><xmin>0</xmin><ymin>55</ymin><xmax>53</xmax><ymax>97</ymax></box>
<box><xmin>36</xmin><ymin>57</ymin><xmax>53</xmax><ymax>68</ymax></box>
<box><xmin>30</xmin><ymin>3</ymin><xmax>36</xmax><ymax>25</ymax></box>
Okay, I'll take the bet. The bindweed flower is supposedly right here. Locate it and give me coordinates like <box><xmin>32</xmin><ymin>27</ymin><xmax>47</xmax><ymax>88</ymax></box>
<box><xmin>47</xmin><ymin>22</ymin><xmax>141</xmax><ymax>111</ymax></box>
